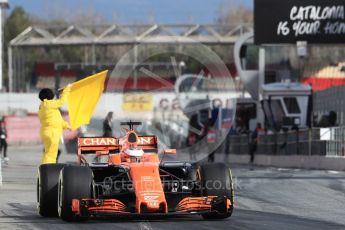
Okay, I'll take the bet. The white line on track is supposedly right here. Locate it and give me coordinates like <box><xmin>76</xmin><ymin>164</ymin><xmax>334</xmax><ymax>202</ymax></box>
<box><xmin>327</xmin><ymin>170</ymin><xmax>340</xmax><ymax>174</ymax></box>
<box><xmin>139</xmin><ymin>220</ymin><xmax>153</xmax><ymax>230</ymax></box>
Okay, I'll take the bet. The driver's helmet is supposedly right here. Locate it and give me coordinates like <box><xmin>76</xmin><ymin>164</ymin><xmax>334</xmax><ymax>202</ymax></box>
<box><xmin>124</xmin><ymin>147</ymin><xmax>144</xmax><ymax>162</ymax></box>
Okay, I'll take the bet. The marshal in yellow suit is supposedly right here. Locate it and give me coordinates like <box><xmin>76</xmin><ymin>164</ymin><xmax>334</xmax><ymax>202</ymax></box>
<box><xmin>38</xmin><ymin>86</ymin><xmax>71</xmax><ymax>164</ymax></box>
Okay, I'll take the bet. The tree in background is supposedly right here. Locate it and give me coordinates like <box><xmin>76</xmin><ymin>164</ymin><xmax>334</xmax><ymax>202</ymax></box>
<box><xmin>4</xmin><ymin>6</ymin><xmax>31</xmax><ymax>47</ymax></box>
<box><xmin>2</xmin><ymin>6</ymin><xmax>108</xmax><ymax>91</ymax></box>
<box><xmin>217</xmin><ymin>2</ymin><xmax>253</xmax><ymax>25</ymax></box>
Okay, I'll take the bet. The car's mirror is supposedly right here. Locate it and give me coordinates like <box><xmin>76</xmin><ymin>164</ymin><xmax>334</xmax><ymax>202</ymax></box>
<box><xmin>164</xmin><ymin>149</ymin><xmax>176</xmax><ymax>155</ymax></box>
<box><xmin>96</xmin><ymin>150</ymin><xmax>109</xmax><ymax>156</ymax></box>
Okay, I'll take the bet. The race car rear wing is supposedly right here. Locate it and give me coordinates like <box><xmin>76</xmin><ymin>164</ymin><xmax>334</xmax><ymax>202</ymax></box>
<box><xmin>77</xmin><ymin>136</ymin><xmax>158</xmax><ymax>154</ymax></box>
<box><xmin>78</xmin><ymin>137</ymin><xmax>120</xmax><ymax>155</ymax></box>
<box><xmin>137</xmin><ymin>135</ymin><xmax>158</xmax><ymax>153</ymax></box>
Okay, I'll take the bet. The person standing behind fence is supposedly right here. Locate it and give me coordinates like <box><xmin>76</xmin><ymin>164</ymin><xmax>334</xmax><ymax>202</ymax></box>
<box><xmin>103</xmin><ymin>112</ymin><xmax>113</xmax><ymax>137</ymax></box>
<box><xmin>249</xmin><ymin>123</ymin><xmax>264</xmax><ymax>164</ymax></box>
<box><xmin>0</xmin><ymin>120</ymin><xmax>8</xmax><ymax>164</ymax></box>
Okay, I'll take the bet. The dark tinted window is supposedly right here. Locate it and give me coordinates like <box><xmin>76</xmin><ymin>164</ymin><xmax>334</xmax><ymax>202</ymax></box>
<box><xmin>270</xmin><ymin>99</ymin><xmax>285</xmax><ymax>130</ymax></box>
<box><xmin>283</xmin><ymin>98</ymin><xmax>300</xmax><ymax>114</ymax></box>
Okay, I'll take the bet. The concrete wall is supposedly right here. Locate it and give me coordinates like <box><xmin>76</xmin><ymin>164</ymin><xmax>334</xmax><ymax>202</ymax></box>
<box><xmin>0</xmin><ymin>93</ymin><xmax>39</xmax><ymax>115</ymax></box>
<box><xmin>0</xmin><ymin>92</ymin><xmax>234</xmax><ymax>119</ymax></box>
<box><xmin>225</xmin><ymin>154</ymin><xmax>345</xmax><ymax>171</ymax></box>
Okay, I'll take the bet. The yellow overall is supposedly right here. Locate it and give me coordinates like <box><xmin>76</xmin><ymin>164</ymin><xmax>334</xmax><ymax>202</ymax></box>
<box><xmin>38</xmin><ymin>87</ymin><xmax>71</xmax><ymax>164</ymax></box>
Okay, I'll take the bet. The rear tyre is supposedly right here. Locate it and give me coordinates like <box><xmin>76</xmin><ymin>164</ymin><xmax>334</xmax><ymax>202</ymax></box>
<box><xmin>199</xmin><ymin>162</ymin><xmax>234</xmax><ymax>219</ymax></box>
<box><xmin>58</xmin><ymin>165</ymin><xmax>92</xmax><ymax>221</ymax></box>
<box><xmin>37</xmin><ymin>163</ymin><xmax>65</xmax><ymax>217</ymax></box>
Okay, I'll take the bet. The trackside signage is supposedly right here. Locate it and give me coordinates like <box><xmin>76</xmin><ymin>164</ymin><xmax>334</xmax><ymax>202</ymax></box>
<box><xmin>137</xmin><ymin>137</ymin><xmax>155</xmax><ymax>145</ymax></box>
<box><xmin>80</xmin><ymin>138</ymin><xmax>117</xmax><ymax>146</ymax></box>
<box><xmin>254</xmin><ymin>0</ymin><xmax>345</xmax><ymax>44</ymax></box>
<box><xmin>79</xmin><ymin>137</ymin><xmax>155</xmax><ymax>146</ymax></box>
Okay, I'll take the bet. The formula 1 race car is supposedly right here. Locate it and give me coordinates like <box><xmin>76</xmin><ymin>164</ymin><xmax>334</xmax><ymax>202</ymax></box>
<box><xmin>37</xmin><ymin>121</ymin><xmax>234</xmax><ymax>221</ymax></box>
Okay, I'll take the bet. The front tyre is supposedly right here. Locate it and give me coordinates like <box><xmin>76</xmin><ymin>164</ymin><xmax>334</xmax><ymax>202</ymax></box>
<box><xmin>37</xmin><ymin>163</ymin><xmax>65</xmax><ymax>217</ymax></box>
<box><xmin>58</xmin><ymin>166</ymin><xmax>92</xmax><ymax>221</ymax></box>
<box><xmin>199</xmin><ymin>163</ymin><xmax>234</xmax><ymax>219</ymax></box>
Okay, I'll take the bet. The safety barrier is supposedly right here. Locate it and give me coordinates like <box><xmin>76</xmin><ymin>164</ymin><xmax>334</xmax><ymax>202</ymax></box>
<box><xmin>3</xmin><ymin>114</ymin><xmax>77</xmax><ymax>145</ymax></box>
<box><xmin>224</xmin><ymin>154</ymin><xmax>345</xmax><ymax>171</ymax></box>
<box><xmin>4</xmin><ymin>114</ymin><xmax>41</xmax><ymax>144</ymax></box>
<box><xmin>0</xmin><ymin>160</ymin><xmax>2</xmax><ymax>186</ymax></box>
<box><xmin>228</xmin><ymin>128</ymin><xmax>345</xmax><ymax>157</ymax></box>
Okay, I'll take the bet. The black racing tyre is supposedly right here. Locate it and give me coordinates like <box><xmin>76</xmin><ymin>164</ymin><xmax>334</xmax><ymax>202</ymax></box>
<box><xmin>58</xmin><ymin>165</ymin><xmax>92</xmax><ymax>221</ymax></box>
<box><xmin>37</xmin><ymin>163</ymin><xmax>65</xmax><ymax>217</ymax></box>
<box><xmin>199</xmin><ymin>162</ymin><xmax>234</xmax><ymax>219</ymax></box>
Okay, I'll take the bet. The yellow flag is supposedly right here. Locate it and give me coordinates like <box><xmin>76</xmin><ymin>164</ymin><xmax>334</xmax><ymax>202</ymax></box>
<box><xmin>67</xmin><ymin>70</ymin><xmax>108</xmax><ymax>130</ymax></box>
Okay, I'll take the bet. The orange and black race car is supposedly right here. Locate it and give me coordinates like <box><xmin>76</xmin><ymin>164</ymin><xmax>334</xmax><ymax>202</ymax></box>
<box><xmin>37</xmin><ymin>121</ymin><xmax>234</xmax><ymax>221</ymax></box>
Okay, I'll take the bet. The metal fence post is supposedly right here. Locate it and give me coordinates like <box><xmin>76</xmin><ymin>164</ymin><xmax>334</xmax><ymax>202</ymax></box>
<box><xmin>0</xmin><ymin>160</ymin><xmax>2</xmax><ymax>186</ymax></box>
<box><xmin>308</xmin><ymin>128</ymin><xmax>312</xmax><ymax>156</ymax></box>
<box><xmin>296</xmin><ymin>128</ymin><xmax>299</xmax><ymax>155</ymax></box>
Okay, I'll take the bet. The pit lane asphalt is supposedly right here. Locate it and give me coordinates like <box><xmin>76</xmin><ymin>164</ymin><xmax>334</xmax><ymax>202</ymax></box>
<box><xmin>0</xmin><ymin>145</ymin><xmax>345</xmax><ymax>230</ymax></box>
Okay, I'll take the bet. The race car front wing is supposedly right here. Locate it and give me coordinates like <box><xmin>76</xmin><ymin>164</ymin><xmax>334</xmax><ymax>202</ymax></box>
<box><xmin>71</xmin><ymin>196</ymin><xmax>231</xmax><ymax>216</ymax></box>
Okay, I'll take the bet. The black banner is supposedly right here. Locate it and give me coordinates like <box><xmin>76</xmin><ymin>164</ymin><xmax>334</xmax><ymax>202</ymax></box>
<box><xmin>254</xmin><ymin>0</ymin><xmax>345</xmax><ymax>44</ymax></box>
